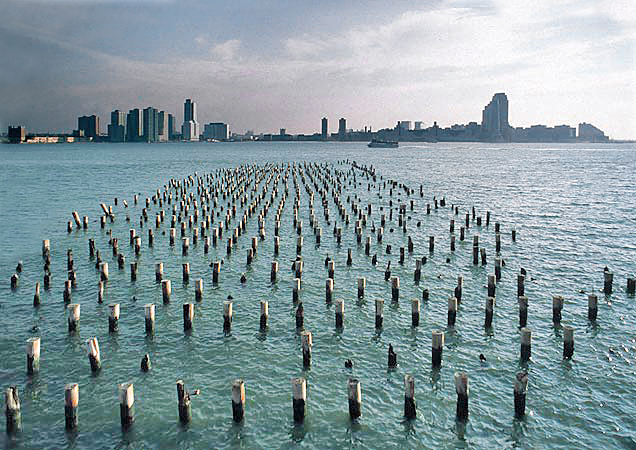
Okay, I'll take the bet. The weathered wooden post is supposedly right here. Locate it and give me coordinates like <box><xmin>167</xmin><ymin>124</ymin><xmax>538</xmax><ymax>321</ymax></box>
<box><xmin>518</xmin><ymin>295</ymin><xmax>528</xmax><ymax>328</ymax></box>
<box><xmin>552</xmin><ymin>295</ymin><xmax>563</xmax><ymax>324</ymax></box>
<box><xmin>391</xmin><ymin>276</ymin><xmax>400</xmax><ymax>302</ymax></box>
<box><xmin>448</xmin><ymin>296</ymin><xmax>458</xmax><ymax>326</ymax></box>
<box><xmin>177</xmin><ymin>380</ymin><xmax>191</xmax><ymax>425</ymax></box>
<box><xmin>223</xmin><ymin>300</ymin><xmax>233</xmax><ymax>332</ymax></box>
<box><xmin>33</xmin><ymin>282</ymin><xmax>41</xmax><ymax>307</ymax></box>
<box><xmin>432</xmin><ymin>330</ymin><xmax>444</xmax><ymax>368</ymax></box>
<box><xmin>212</xmin><ymin>261</ymin><xmax>221</xmax><ymax>283</ymax></box>
<box><xmin>563</xmin><ymin>325</ymin><xmax>574</xmax><ymax>359</ymax></box>
<box><xmin>63</xmin><ymin>279</ymin><xmax>72</xmax><ymax>303</ymax></box>
<box><xmin>335</xmin><ymin>299</ymin><xmax>344</xmax><ymax>328</ymax></box>
<box><xmin>162</xmin><ymin>280</ymin><xmax>172</xmax><ymax>303</ymax></box>
<box><xmin>357</xmin><ymin>277</ymin><xmax>366</xmax><ymax>298</ymax></box>
<box><xmin>109</xmin><ymin>304</ymin><xmax>120</xmax><ymax>332</ymax></box>
<box><xmin>325</xmin><ymin>278</ymin><xmax>334</xmax><ymax>303</ymax></box>
<box><xmin>5</xmin><ymin>386</ymin><xmax>21</xmax><ymax>433</ymax></box>
<box><xmin>348</xmin><ymin>378</ymin><xmax>362</xmax><ymax>420</ymax></box>
<box><xmin>455</xmin><ymin>372</ymin><xmax>469</xmax><ymax>422</ymax></box>
<box><xmin>487</xmin><ymin>274</ymin><xmax>496</xmax><ymax>297</ymax></box>
<box><xmin>260</xmin><ymin>301</ymin><xmax>268</xmax><ymax>331</ymax></box>
<box><xmin>411</xmin><ymin>298</ymin><xmax>420</xmax><ymax>327</ymax></box>
<box><xmin>292</xmin><ymin>377</ymin><xmax>307</xmax><ymax>423</ymax></box>
<box><xmin>375</xmin><ymin>299</ymin><xmax>384</xmax><ymax>329</ymax></box>
<box><xmin>603</xmin><ymin>270</ymin><xmax>613</xmax><ymax>295</ymax></box>
<box><xmin>68</xmin><ymin>303</ymin><xmax>80</xmax><ymax>333</ymax></box>
<box><xmin>140</xmin><ymin>354</ymin><xmax>151</xmax><ymax>372</ymax></box>
<box><xmin>61</xmin><ymin>383</ymin><xmax>80</xmax><ymax>432</ymax></box>
<box><xmin>514</xmin><ymin>371</ymin><xmax>528</xmax><ymax>419</ymax></box>
<box><xmin>301</xmin><ymin>330</ymin><xmax>312</xmax><ymax>369</ymax></box>
<box><xmin>118</xmin><ymin>382</ymin><xmax>135</xmax><ymax>429</ymax></box>
<box><xmin>520</xmin><ymin>328</ymin><xmax>531</xmax><ymax>362</ymax></box>
<box><xmin>182</xmin><ymin>263</ymin><xmax>190</xmax><ymax>284</ymax></box>
<box><xmin>26</xmin><ymin>337</ymin><xmax>40</xmax><ymax>375</ymax></box>
<box><xmin>183</xmin><ymin>303</ymin><xmax>194</xmax><ymax>331</ymax></box>
<box><xmin>232</xmin><ymin>380</ymin><xmax>245</xmax><ymax>422</ymax></box>
<box><xmin>484</xmin><ymin>297</ymin><xmax>494</xmax><ymax>328</ymax></box>
<box><xmin>155</xmin><ymin>262</ymin><xmax>163</xmax><ymax>282</ymax></box>
<box><xmin>145</xmin><ymin>304</ymin><xmax>155</xmax><ymax>335</ymax></box>
<box><xmin>517</xmin><ymin>274</ymin><xmax>525</xmax><ymax>297</ymax></box>
<box><xmin>87</xmin><ymin>338</ymin><xmax>101</xmax><ymax>372</ymax></box>
<box><xmin>404</xmin><ymin>374</ymin><xmax>416</xmax><ymax>419</ymax></box>
<box><xmin>100</xmin><ymin>262</ymin><xmax>109</xmax><ymax>282</ymax></box>
<box><xmin>628</xmin><ymin>277</ymin><xmax>636</xmax><ymax>295</ymax></box>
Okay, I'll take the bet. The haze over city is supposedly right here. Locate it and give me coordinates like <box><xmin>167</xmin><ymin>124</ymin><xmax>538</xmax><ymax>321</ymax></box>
<box><xmin>0</xmin><ymin>0</ymin><xmax>634</xmax><ymax>139</ymax></box>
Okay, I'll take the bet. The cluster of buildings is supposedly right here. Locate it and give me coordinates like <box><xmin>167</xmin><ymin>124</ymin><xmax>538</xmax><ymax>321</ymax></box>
<box><xmin>5</xmin><ymin>98</ymin><xmax>230</xmax><ymax>144</ymax></box>
<box><xmin>5</xmin><ymin>93</ymin><xmax>611</xmax><ymax>144</ymax></box>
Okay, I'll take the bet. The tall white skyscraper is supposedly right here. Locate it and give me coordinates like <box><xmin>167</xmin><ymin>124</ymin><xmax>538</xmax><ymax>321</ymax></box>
<box><xmin>181</xmin><ymin>98</ymin><xmax>200</xmax><ymax>141</ymax></box>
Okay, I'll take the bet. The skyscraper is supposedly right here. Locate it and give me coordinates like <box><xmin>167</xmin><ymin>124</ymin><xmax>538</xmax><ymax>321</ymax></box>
<box><xmin>143</xmin><ymin>107</ymin><xmax>159</xmax><ymax>142</ymax></box>
<box><xmin>481</xmin><ymin>93</ymin><xmax>510</xmax><ymax>140</ymax></box>
<box><xmin>157</xmin><ymin>111</ymin><xmax>169</xmax><ymax>142</ymax></box>
<box><xmin>168</xmin><ymin>114</ymin><xmax>176</xmax><ymax>140</ymax></box>
<box><xmin>108</xmin><ymin>110</ymin><xmax>126</xmax><ymax>142</ymax></box>
<box><xmin>181</xmin><ymin>98</ymin><xmax>200</xmax><ymax>141</ymax></box>
<box><xmin>126</xmin><ymin>108</ymin><xmax>143</xmax><ymax>142</ymax></box>
<box><xmin>321</xmin><ymin>117</ymin><xmax>328</xmax><ymax>139</ymax></box>
<box><xmin>338</xmin><ymin>118</ymin><xmax>346</xmax><ymax>140</ymax></box>
<box><xmin>78</xmin><ymin>115</ymin><xmax>99</xmax><ymax>139</ymax></box>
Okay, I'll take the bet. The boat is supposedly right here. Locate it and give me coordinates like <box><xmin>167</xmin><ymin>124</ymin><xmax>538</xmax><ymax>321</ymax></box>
<box><xmin>367</xmin><ymin>139</ymin><xmax>398</xmax><ymax>148</ymax></box>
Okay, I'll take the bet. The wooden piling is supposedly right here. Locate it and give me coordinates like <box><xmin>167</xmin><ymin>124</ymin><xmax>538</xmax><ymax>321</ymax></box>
<box><xmin>487</xmin><ymin>274</ymin><xmax>496</xmax><ymax>297</ymax></box>
<box><xmin>404</xmin><ymin>374</ymin><xmax>416</xmax><ymax>419</ymax></box>
<box><xmin>64</xmin><ymin>280</ymin><xmax>72</xmax><ymax>303</ymax></box>
<box><xmin>195</xmin><ymin>279</ymin><xmax>203</xmax><ymax>302</ymax></box>
<box><xmin>177</xmin><ymin>380</ymin><xmax>191</xmax><ymax>424</ymax></box>
<box><xmin>67</xmin><ymin>303</ymin><xmax>80</xmax><ymax>333</ymax></box>
<box><xmin>260</xmin><ymin>301</ymin><xmax>268</xmax><ymax>331</ymax></box>
<box><xmin>5</xmin><ymin>386</ymin><xmax>21</xmax><ymax>433</ymax></box>
<box><xmin>335</xmin><ymin>298</ymin><xmax>344</xmax><ymax>328</ymax></box>
<box><xmin>348</xmin><ymin>378</ymin><xmax>362</xmax><ymax>420</ymax></box>
<box><xmin>627</xmin><ymin>277</ymin><xmax>635</xmax><ymax>295</ymax></box>
<box><xmin>162</xmin><ymin>280</ymin><xmax>172</xmax><ymax>303</ymax></box>
<box><xmin>98</xmin><ymin>281</ymin><xmax>104</xmax><ymax>304</ymax></box>
<box><xmin>118</xmin><ymin>383</ymin><xmax>135</xmax><ymax>429</ymax></box>
<box><xmin>33</xmin><ymin>282</ymin><xmax>41</xmax><ymax>307</ymax></box>
<box><xmin>391</xmin><ymin>276</ymin><xmax>400</xmax><ymax>302</ymax></box>
<box><xmin>518</xmin><ymin>295</ymin><xmax>528</xmax><ymax>328</ymax></box>
<box><xmin>588</xmin><ymin>294</ymin><xmax>597</xmax><ymax>322</ymax></box>
<box><xmin>432</xmin><ymin>330</ymin><xmax>444</xmax><ymax>368</ymax></box>
<box><xmin>212</xmin><ymin>261</ymin><xmax>220</xmax><ymax>283</ymax></box>
<box><xmin>514</xmin><ymin>371</ymin><xmax>528</xmax><ymax>419</ymax></box>
<box><xmin>130</xmin><ymin>262</ymin><xmax>138</xmax><ymax>281</ymax></box>
<box><xmin>223</xmin><ymin>300</ymin><xmax>233</xmax><ymax>332</ymax></box>
<box><xmin>552</xmin><ymin>295</ymin><xmax>563</xmax><ymax>324</ymax></box>
<box><xmin>231</xmin><ymin>380</ymin><xmax>245</xmax><ymax>423</ymax></box>
<box><xmin>141</xmin><ymin>354</ymin><xmax>151</xmax><ymax>372</ymax></box>
<box><xmin>64</xmin><ymin>383</ymin><xmax>79</xmax><ymax>431</ymax></box>
<box><xmin>603</xmin><ymin>270</ymin><xmax>613</xmax><ymax>295</ymax></box>
<box><xmin>26</xmin><ymin>337</ymin><xmax>40</xmax><ymax>375</ymax></box>
<box><xmin>145</xmin><ymin>304</ymin><xmax>155</xmax><ymax>335</ymax></box>
<box><xmin>375</xmin><ymin>299</ymin><xmax>384</xmax><ymax>329</ymax></box>
<box><xmin>517</xmin><ymin>274</ymin><xmax>525</xmax><ymax>297</ymax></box>
<box><xmin>520</xmin><ymin>328</ymin><xmax>531</xmax><ymax>361</ymax></box>
<box><xmin>87</xmin><ymin>338</ymin><xmax>101</xmax><ymax>372</ymax></box>
<box><xmin>301</xmin><ymin>331</ymin><xmax>312</xmax><ymax>368</ymax></box>
<box><xmin>295</xmin><ymin>303</ymin><xmax>304</xmax><ymax>329</ymax></box>
<box><xmin>292</xmin><ymin>377</ymin><xmax>307</xmax><ymax>423</ymax></box>
<box><xmin>100</xmin><ymin>262</ymin><xmax>109</xmax><ymax>281</ymax></box>
<box><xmin>183</xmin><ymin>303</ymin><xmax>194</xmax><ymax>331</ymax></box>
<box><xmin>411</xmin><ymin>298</ymin><xmax>420</xmax><ymax>327</ymax></box>
<box><xmin>448</xmin><ymin>296</ymin><xmax>457</xmax><ymax>326</ymax></box>
<box><xmin>455</xmin><ymin>372</ymin><xmax>469</xmax><ymax>422</ymax></box>
<box><xmin>563</xmin><ymin>325</ymin><xmax>574</xmax><ymax>359</ymax></box>
<box><xmin>325</xmin><ymin>278</ymin><xmax>334</xmax><ymax>303</ymax></box>
<box><xmin>109</xmin><ymin>304</ymin><xmax>120</xmax><ymax>332</ymax></box>
<box><xmin>357</xmin><ymin>277</ymin><xmax>366</xmax><ymax>298</ymax></box>
<box><xmin>155</xmin><ymin>262</ymin><xmax>163</xmax><ymax>282</ymax></box>
<box><xmin>182</xmin><ymin>263</ymin><xmax>190</xmax><ymax>283</ymax></box>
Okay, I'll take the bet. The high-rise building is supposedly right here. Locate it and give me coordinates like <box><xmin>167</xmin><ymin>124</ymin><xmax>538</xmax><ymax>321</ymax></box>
<box><xmin>143</xmin><ymin>107</ymin><xmax>159</xmax><ymax>142</ymax></box>
<box><xmin>108</xmin><ymin>110</ymin><xmax>126</xmax><ymax>142</ymax></box>
<box><xmin>481</xmin><ymin>93</ymin><xmax>510</xmax><ymax>140</ymax></box>
<box><xmin>181</xmin><ymin>98</ymin><xmax>200</xmax><ymax>141</ymax></box>
<box><xmin>414</xmin><ymin>121</ymin><xmax>424</xmax><ymax>131</ymax></box>
<box><xmin>398</xmin><ymin>121</ymin><xmax>411</xmax><ymax>131</ymax></box>
<box><xmin>126</xmin><ymin>108</ymin><xmax>143</xmax><ymax>142</ymax></box>
<box><xmin>157</xmin><ymin>111</ymin><xmax>169</xmax><ymax>142</ymax></box>
<box><xmin>78</xmin><ymin>115</ymin><xmax>99</xmax><ymax>139</ymax></box>
<box><xmin>321</xmin><ymin>117</ymin><xmax>328</xmax><ymax>139</ymax></box>
<box><xmin>203</xmin><ymin>123</ymin><xmax>230</xmax><ymax>141</ymax></box>
<box><xmin>578</xmin><ymin>123</ymin><xmax>608</xmax><ymax>142</ymax></box>
<box><xmin>338</xmin><ymin>118</ymin><xmax>346</xmax><ymax>139</ymax></box>
<box><xmin>7</xmin><ymin>126</ymin><xmax>26</xmax><ymax>143</ymax></box>
<box><xmin>168</xmin><ymin>114</ymin><xmax>176</xmax><ymax>140</ymax></box>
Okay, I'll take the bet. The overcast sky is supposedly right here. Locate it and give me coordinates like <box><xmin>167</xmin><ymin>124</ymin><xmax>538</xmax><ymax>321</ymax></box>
<box><xmin>0</xmin><ymin>0</ymin><xmax>634</xmax><ymax>138</ymax></box>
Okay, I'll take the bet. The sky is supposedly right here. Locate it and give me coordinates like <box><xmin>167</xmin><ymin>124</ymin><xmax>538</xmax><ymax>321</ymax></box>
<box><xmin>0</xmin><ymin>0</ymin><xmax>634</xmax><ymax>139</ymax></box>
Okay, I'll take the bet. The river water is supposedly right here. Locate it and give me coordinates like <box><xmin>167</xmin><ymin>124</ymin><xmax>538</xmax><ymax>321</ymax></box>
<box><xmin>0</xmin><ymin>141</ymin><xmax>634</xmax><ymax>449</ymax></box>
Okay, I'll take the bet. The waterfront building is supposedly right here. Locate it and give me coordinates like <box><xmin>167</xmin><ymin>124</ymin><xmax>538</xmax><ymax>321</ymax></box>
<box><xmin>578</xmin><ymin>122</ymin><xmax>608</xmax><ymax>142</ymax></box>
<box><xmin>168</xmin><ymin>114</ymin><xmax>176</xmax><ymax>140</ymax></box>
<box><xmin>126</xmin><ymin>108</ymin><xmax>143</xmax><ymax>142</ymax></box>
<box><xmin>321</xmin><ymin>117</ymin><xmax>328</xmax><ymax>139</ymax></box>
<box><xmin>143</xmin><ymin>107</ymin><xmax>159</xmax><ymax>142</ymax></box>
<box><xmin>338</xmin><ymin>118</ymin><xmax>346</xmax><ymax>139</ymax></box>
<box><xmin>481</xmin><ymin>93</ymin><xmax>510</xmax><ymax>140</ymax></box>
<box><xmin>203</xmin><ymin>122</ymin><xmax>230</xmax><ymax>141</ymax></box>
<box><xmin>181</xmin><ymin>98</ymin><xmax>200</xmax><ymax>141</ymax></box>
<box><xmin>78</xmin><ymin>115</ymin><xmax>99</xmax><ymax>139</ymax></box>
<box><xmin>108</xmin><ymin>110</ymin><xmax>126</xmax><ymax>142</ymax></box>
<box><xmin>398</xmin><ymin>121</ymin><xmax>411</xmax><ymax>131</ymax></box>
<box><xmin>7</xmin><ymin>126</ymin><xmax>26</xmax><ymax>143</ymax></box>
<box><xmin>158</xmin><ymin>111</ymin><xmax>169</xmax><ymax>142</ymax></box>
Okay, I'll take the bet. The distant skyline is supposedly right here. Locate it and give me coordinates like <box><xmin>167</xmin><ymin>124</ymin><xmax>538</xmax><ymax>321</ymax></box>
<box><xmin>0</xmin><ymin>0</ymin><xmax>634</xmax><ymax>139</ymax></box>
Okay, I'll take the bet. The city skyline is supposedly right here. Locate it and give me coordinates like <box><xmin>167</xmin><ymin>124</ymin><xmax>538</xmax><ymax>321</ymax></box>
<box><xmin>0</xmin><ymin>0</ymin><xmax>634</xmax><ymax>139</ymax></box>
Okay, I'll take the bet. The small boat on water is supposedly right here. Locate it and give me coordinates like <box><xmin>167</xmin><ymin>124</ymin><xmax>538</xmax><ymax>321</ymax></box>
<box><xmin>367</xmin><ymin>139</ymin><xmax>398</xmax><ymax>148</ymax></box>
